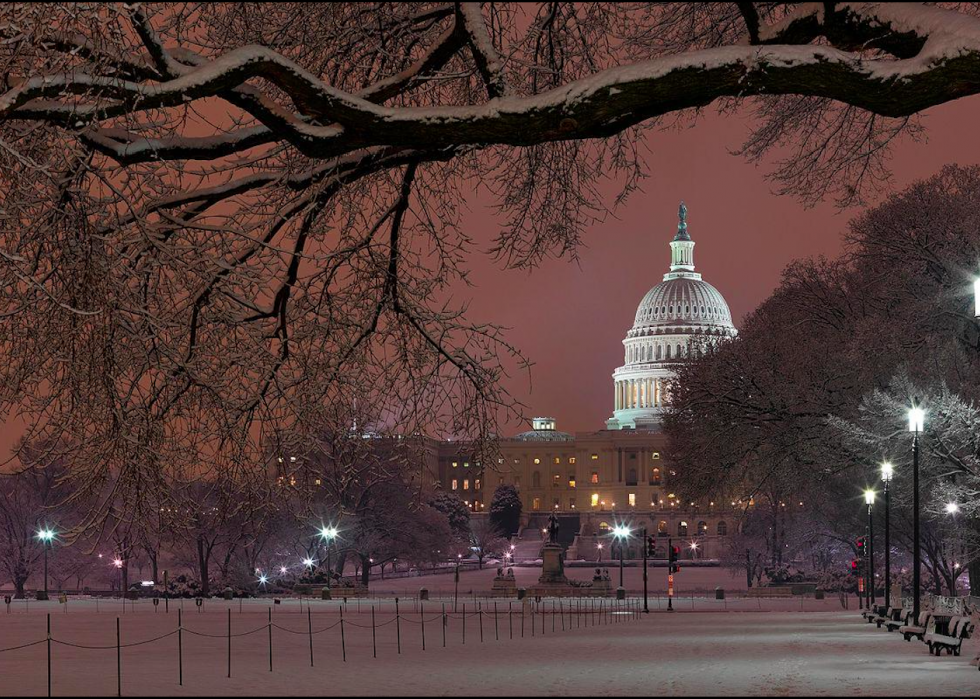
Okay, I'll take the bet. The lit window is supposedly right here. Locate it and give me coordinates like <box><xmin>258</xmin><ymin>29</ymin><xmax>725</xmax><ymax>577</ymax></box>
<box><xmin>569</xmin><ymin>457</ymin><xmax>577</xmax><ymax>464</ymax></box>
<box><xmin>652</xmin><ymin>452</ymin><xmax>660</xmax><ymax>460</ymax></box>
<box><xmin>452</xmin><ymin>461</ymin><xmax>458</xmax><ymax>468</ymax></box>
<box><xmin>591</xmin><ymin>472</ymin><xmax>599</xmax><ymax>484</ymax></box>
<box><xmin>463</xmin><ymin>479</ymin><xmax>470</xmax><ymax>490</ymax></box>
<box><xmin>553</xmin><ymin>473</ymin><xmax>561</xmax><ymax>487</ymax></box>
<box><xmin>475</xmin><ymin>479</ymin><xmax>481</xmax><ymax>490</ymax></box>
<box><xmin>591</xmin><ymin>454</ymin><xmax>599</xmax><ymax>460</ymax></box>
<box><xmin>452</xmin><ymin>479</ymin><xmax>458</xmax><ymax>491</ymax></box>
<box><xmin>554</xmin><ymin>457</ymin><xmax>561</xmax><ymax>464</ymax></box>
<box><xmin>534</xmin><ymin>458</ymin><xmax>541</xmax><ymax>465</ymax></box>
<box><xmin>533</xmin><ymin>498</ymin><xmax>541</xmax><ymax>511</ymax></box>
<box><xmin>568</xmin><ymin>476</ymin><xmax>576</xmax><ymax>488</ymax></box>
<box><xmin>628</xmin><ymin>493</ymin><xmax>636</xmax><ymax>507</ymax></box>
<box><xmin>463</xmin><ymin>462</ymin><xmax>469</xmax><ymax>468</ymax></box>
<box><xmin>591</xmin><ymin>493</ymin><xmax>599</xmax><ymax>507</ymax></box>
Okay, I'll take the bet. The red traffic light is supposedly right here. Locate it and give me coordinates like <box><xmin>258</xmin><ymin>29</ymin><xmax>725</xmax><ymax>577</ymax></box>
<box><xmin>850</xmin><ymin>559</ymin><xmax>858</xmax><ymax>571</ymax></box>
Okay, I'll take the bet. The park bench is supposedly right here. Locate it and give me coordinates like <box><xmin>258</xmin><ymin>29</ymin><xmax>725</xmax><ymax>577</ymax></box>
<box><xmin>924</xmin><ymin>616</ymin><xmax>973</xmax><ymax>657</ymax></box>
<box><xmin>862</xmin><ymin>604</ymin><xmax>887</xmax><ymax>624</ymax></box>
<box><xmin>873</xmin><ymin>607</ymin><xmax>900</xmax><ymax>629</ymax></box>
<box><xmin>885</xmin><ymin>609</ymin><xmax>912</xmax><ymax>633</ymax></box>
<box><xmin>899</xmin><ymin>611</ymin><xmax>933</xmax><ymax>642</ymax></box>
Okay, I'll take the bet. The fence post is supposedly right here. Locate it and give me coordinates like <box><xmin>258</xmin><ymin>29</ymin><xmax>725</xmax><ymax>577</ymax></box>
<box><xmin>340</xmin><ymin>607</ymin><xmax>346</xmax><ymax>663</ymax></box>
<box><xmin>47</xmin><ymin>614</ymin><xmax>52</xmax><ymax>698</ymax></box>
<box><xmin>267</xmin><ymin>608</ymin><xmax>273</xmax><ymax>672</ymax></box>
<box><xmin>116</xmin><ymin>617</ymin><xmax>121</xmax><ymax>698</ymax></box>
<box><xmin>372</xmin><ymin>606</ymin><xmax>377</xmax><ymax>658</ymax></box>
<box><xmin>227</xmin><ymin>608</ymin><xmax>232</xmax><ymax>678</ymax></box>
<box><xmin>396</xmin><ymin>598</ymin><xmax>401</xmax><ymax>655</ymax></box>
<box><xmin>420</xmin><ymin>601</ymin><xmax>426</xmax><ymax>651</ymax></box>
<box><xmin>479</xmin><ymin>604</ymin><xmax>484</xmax><ymax>643</ymax></box>
<box><xmin>494</xmin><ymin>602</ymin><xmax>499</xmax><ymax>641</ymax></box>
<box><xmin>308</xmin><ymin>607</ymin><xmax>314</xmax><ymax>668</ymax></box>
<box><xmin>462</xmin><ymin>603</ymin><xmax>466</xmax><ymax>645</ymax></box>
<box><xmin>560</xmin><ymin>600</ymin><xmax>565</xmax><ymax>631</ymax></box>
<box><xmin>442</xmin><ymin>603</ymin><xmax>446</xmax><ymax>648</ymax></box>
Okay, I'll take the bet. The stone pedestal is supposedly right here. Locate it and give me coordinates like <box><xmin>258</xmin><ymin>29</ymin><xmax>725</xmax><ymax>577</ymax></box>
<box><xmin>538</xmin><ymin>543</ymin><xmax>566</xmax><ymax>584</ymax></box>
<box><xmin>491</xmin><ymin>568</ymin><xmax>518</xmax><ymax>597</ymax></box>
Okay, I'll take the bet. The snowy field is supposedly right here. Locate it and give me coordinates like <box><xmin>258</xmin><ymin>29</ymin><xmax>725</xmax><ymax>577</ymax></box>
<box><xmin>1</xmin><ymin>596</ymin><xmax>978</xmax><ymax>696</ymax></box>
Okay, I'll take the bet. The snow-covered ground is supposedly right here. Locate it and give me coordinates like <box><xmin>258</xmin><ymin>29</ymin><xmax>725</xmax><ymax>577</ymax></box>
<box><xmin>1</xmin><ymin>597</ymin><xmax>977</xmax><ymax>696</ymax></box>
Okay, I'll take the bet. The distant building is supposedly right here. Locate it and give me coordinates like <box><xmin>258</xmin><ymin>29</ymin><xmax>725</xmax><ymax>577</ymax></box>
<box><xmin>437</xmin><ymin>203</ymin><xmax>738</xmax><ymax>560</ymax></box>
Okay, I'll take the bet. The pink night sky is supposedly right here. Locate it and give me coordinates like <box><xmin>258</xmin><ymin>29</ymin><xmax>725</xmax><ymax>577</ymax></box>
<box><xmin>457</xmin><ymin>100</ymin><xmax>980</xmax><ymax>436</ymax></box>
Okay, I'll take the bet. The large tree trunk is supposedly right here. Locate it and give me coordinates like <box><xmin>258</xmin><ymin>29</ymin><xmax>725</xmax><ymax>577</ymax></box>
<box><xmin>197</xmin><ymin>535</ymin><xmax>210</xmax><ymax>596</ymax></box>
<box><xmin>360</xmin><ymin>555</ymin><xmax>371</xmax><ymax>587</ymax></box>
<box><xmin>13</xmin><ymin>574</ymin><xmax>27</xmax><ymax>599</ymax></box>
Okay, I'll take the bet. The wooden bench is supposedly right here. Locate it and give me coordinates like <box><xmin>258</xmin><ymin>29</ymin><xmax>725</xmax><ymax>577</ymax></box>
<box><xmin>899</xmin><ymin>611</ymin><xmax>933</xmax><ymax>642</ymax></box>
<box><xmin>862</xmin><ymin>604</ymin><xmax>887</xmax><ymax>624</ymax></box>
<box><xmin>874</xmin><ymin>607</ymin><xmax>900</xmax><ymax>629</ymax></box>
<box><xmin>885</xmin><ymin>609</ymin><xmax>912</xmax><ymax>633</ymax></box>
<box><xmin>925</xmin><ymin>615</ymin><xmax>973</xmax><ymax>657</ymax></box>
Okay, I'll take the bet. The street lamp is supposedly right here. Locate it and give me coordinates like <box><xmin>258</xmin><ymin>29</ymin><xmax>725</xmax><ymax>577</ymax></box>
<box><xmin>596</xmin><ymin>543</ymin><xmax>603</xmax><ymax>563</ymax></box>
<box><xmin>318</xmin><ymin>525</ymin><xmax>339</xmax><ymax>591</ymax></box>
<box><xmin>864</xmin><ymin>490</ymin><xmax>876</xmax><ymax>608</ymax></box>
<box><xmin>612</xmin><ymin>524</ymin><xmax>631</xmax><ymax>590</ymax></box>
<box><xmin>945</xmin><ymin>502</ymin><xmax>959</xmax><ymax>515</ymax></box>
<box><xmin>881</xmin><ymin>462</ymin><xmax>894</xmax><ymax>609</ymax></box>
<box><xmin>908</xmin><ymin>406</ymin><xmax>925</xmax><ymax>620</ymax></box>
<box><xmin>36</xmin><ymin>528</ymin><xmax>55</xmax><ymax>601</ymax></box>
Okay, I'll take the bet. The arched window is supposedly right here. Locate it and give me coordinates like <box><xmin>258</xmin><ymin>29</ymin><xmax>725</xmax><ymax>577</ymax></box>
<box><xmin>532</xmin><ymin>472</ymin><xmax>541</xmax><ymax>488</ymax></box>
<box><xmin>678</xmin><ymin>521</ymin><xmax>688</xmax><ymax>536</ymax></box>
<box><xmin>651</xmin><ymin>467</ymin><xmax>661</xmax><ymax>484</ymax></box>
<box><xmin>656</xmin><ymin>344</ymin><xmax>662</xmax><ymax>360</ymax></box>
<box><xmin>717</xmin><ymin>521</ymin><xmax>728</xmax><ymax>536</ymax></box>
<box><xmin>665</xmin><ymin>345</ymin><xmax>672</xmax><ymax>360</ymax></box>
<box><xmin>657</xmin><ymin>520</ymin><xmax>667</xmax><ymax>535</ymax></box>
<box><xmin>697</xmin><ymin>521</ymin><xmax>708</xmax><ymax>536</ymax></box>
<box><xmin>599</xmin><ymin>522</ymin><xmax>611</xmax><ymax>532</ymax></box>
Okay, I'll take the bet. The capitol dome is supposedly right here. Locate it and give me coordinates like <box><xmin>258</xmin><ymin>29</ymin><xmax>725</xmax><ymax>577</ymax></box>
<box><xmin>606</xmin><ymin>202</ymin><xmax>737</xmax><ymax>430</ymax></box>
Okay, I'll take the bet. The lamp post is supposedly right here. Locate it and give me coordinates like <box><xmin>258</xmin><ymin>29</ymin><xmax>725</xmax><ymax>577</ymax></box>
<box><xmin>974</xmin><ymin>278</ymin><xmax>980</xmax><ymax>319</ymax></box>
<box><xmin>319</xmin><ymin>526</ymin><xmax>338</xmax><ymax>591</ymax></box>
<box><xmin>864</xmin><ymin>490</ymin><xmax>876</xmax><ymax>608</ymax></box>
<box><xmin>881</xmin><ymin>462</ymin><xmax>893</xmax><ymax>609</ymax></box>
<box><xmin>597</xmin><ymin>543</ymin><xmax>603</xmax><ymax>564</ymax></box>
<box><xmin>36</xmin><ymin>529</ymin><xmax>55</xmax><ymax>601</ymax></box>
<box><xmin>612</xmin><ymin>525</ymin><xmax>631</xmax><ymax>590</ymax></box>
<box><xmin>909</xmin><ymin>406</ymin><xmax>924</xmax><ymax>620</ymax></box>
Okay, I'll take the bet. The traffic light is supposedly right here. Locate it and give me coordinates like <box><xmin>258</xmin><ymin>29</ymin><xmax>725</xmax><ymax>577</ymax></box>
<box><xmin>856</xmin><ymin>536</ymin><xmax>866</xmax><ymax>557</ymax></box>
<box><xmin>850</xmin><ymin>559</ymin><xmax>860</xmax><ymax>574</ymax></box>
<box><xmin>647</xmin><ymin>536</ymin><xmax>656</xmax><ymax>557</ymax></box>
<box><xmin>668</xmin><ymin>545</ymin><xmax>680</xmax><ymax>574</ymax></box>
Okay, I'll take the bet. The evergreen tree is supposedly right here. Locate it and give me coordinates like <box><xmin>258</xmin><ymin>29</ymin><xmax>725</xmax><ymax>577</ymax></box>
<box><xmin>429</xmin><ymin>492</ymin><xmax>471</xmax><ymax>540</ymax></box>
<box><xmin>489</xmin><ymin>485</ymin><xmax>522</xmax><ymax>538</ymax></box>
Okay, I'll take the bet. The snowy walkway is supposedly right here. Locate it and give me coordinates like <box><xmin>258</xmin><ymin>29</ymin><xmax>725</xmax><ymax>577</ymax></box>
<box><xmin>1</xmin><ymin>601</ymin><xmax>977</xmax><ymax>696</ymax></box>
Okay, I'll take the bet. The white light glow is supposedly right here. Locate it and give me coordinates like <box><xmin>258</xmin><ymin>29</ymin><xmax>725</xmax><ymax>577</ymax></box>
<box><xmin>946</xmin><ymin>502</ymin><xmax>960</xmax><ymax>515</ymax></box>
<box><xmin>908</xmin><ymin>407</ymin><xmax>925</xmax><ymax>433</ymax></box>
<box><xmin>864</xmin><ymin>490</ymin><xmax>876</xmax><ymax>506</ymax></box>
<box><xmin>881</xmin><ymin>462</ymin><xmax>894</xmax><ymax>482</ymax></box>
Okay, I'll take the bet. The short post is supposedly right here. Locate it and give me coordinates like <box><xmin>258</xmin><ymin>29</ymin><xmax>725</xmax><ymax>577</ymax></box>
<box><xmin>227</xmin><ymin>608</ymin><xmax>232</xmax><ymax>678</ymax></box>
<box><xmin>479</xmin><ymin>604</ymin><xmax>484</xmax><ymax>643</ymax></box>
<box><xmin>116</xmin><ymin>617</ymin><xmax>121</xmax><ymax>698</ymax></box>
<box><xmin>396</xmin><ymin>598</ymin><xmax>401</xmax><ymax>655</ymax></box>
<box><xmin>494</xmin><ymin>602</ymin><xmax>499</xmax><ymax>641</ymax></box>
<box><xmin>340</xmin><ymin>607</ymin><xmax>346</xmax><ymax>662</ymax></box>
<box><xmin>308</xmin><ymin>607</ymin><xmax>314</xmax><ymax>668</ymax></box>
<box><xmin>267</xmin><ymin>608</ymin><xmax>273</xmax><ymax>672</ymax></box>
<box><xmin>178</xmin><ymin>609</ymin><xmax>183</xmax><ymax>687</ymax></box>
<box><xmin>420</xmin><ymin>601</ymin><xmax>426</xmax><ymax>651</ymax></box>
<box><xmin>47</xmin><ymin>614</ymin><xmax>52</xmax><ymax>698</ymax></box>
<box><xmin>442</xmin><ymin>603</ymin><xmax>447</xmax><ymax>648</ymax></box>
<box><xmin>462</xmin><ymin>603</ymin><xmax>466</xmax><ymax>644</ymax></box>
<box><xmin>372</xmin><ymin>606</ymin><xmax>377</xmax><ymax>658</ymax></box>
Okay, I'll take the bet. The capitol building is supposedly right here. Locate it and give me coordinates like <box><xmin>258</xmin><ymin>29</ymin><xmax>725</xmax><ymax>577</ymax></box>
<box><xmin>435</xmin><ymin>203</ymin><xmax>739</xmax><ymax>560</ymax></box>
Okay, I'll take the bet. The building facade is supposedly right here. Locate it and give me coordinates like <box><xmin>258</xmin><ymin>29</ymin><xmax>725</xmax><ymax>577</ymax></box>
<box><xmin>437</xmin><ymin>204</ymin><xmax>738</xmax><ymax>560</ymax></box>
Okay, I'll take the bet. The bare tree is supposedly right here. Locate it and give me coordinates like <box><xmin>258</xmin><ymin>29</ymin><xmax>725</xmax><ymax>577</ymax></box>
<box><xmin>3</xmin><ymin>3</ymin><xmax>980</xmax><ymax>530</ymax></box>
<box><xmin>469</xmin><ymin>516</ymin><xmax>505</xmax><ymax>569</ymax></box>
